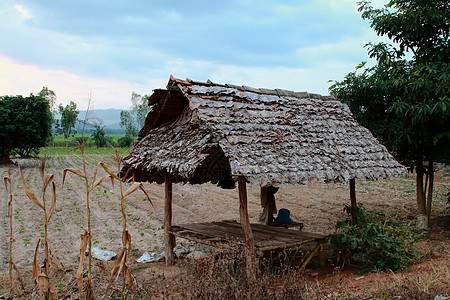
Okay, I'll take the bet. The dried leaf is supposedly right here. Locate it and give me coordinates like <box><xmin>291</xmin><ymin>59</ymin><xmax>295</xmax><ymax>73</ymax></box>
<box><xmin>139</xmin><ymin>185</ymin><xmax>154</xmax><ymax>207</ymax></box>
<box><xmin>93</xmin><ymin>164</ymin><xmax>100</xmax><ymax>183</ymax></box>
<box><xmin>110</xmin><ymin>247</ymin><xmax>126</xmax><ymax>280</ymax></box>
<box><xmin>122</xmin><ymin>182</ymin><xmax>141</xmax><ymax>199</ymax></box>
<box><xmin>47</xmin><ymin>182</ymin><xmax>57</xmax><ymax>223</ymax></box>
<box><xmin>12</xmin><ymin>261</ymin><xmax>25</xmax><ymax>290</ymax></box>
<box><xmin>85</xmin><ymin>274</ymin><xmax>96</xmax><ymax>300</ymax></box>
<box><xmin>126</xmin><ymin>268</ymin><xmax>134</xmax><ymax>293</ymax></box>
<box><xmin>37</xmin><ymin>273</ymin><xmax>49</xmax><ymax>295</ymax></box>
<box><xmin>76</xmin><ymin>233</ymin><xmax>88</xmax><ymax>294</ymax></box>
<box><xmin>110</xmin><ymin>175</ymin><xmax>115</xmax><ymax>189</ymax></box>
<box><xmin>42</xmin><ymin>174</ymin><xmax>54</xmax><ymax>194</ymax></box>
<box><xmin>4</xmin><ymin>176</ymin><xmax>11</xmax><ymax>190</ymax></box>
<box><xmin>125</xmin><ymin>230</ymin><xmax>132</xmax><ymax>256</ymax></box>
<box><xmin>88</xmin><ymin>175</ymin><xmax>109</xmax><ymax>193</ymax></box>
<box><xmin>19</xmin><ymin>166</ymin><xmax>44</xmax><ymax>210</ymax></box>
<box><xmin>48</xmin><ymin>283</ymin><xmax>58</xmax><ymax>300</ymax></box>
<box><xmin>62</xmin><ymin>168</ymin><xmax>86</xmax><ymax>185</ymax></box>
<box><xmin>33</xmin><ymin>240</ymin><xmax>41</xmax><ymax>284</ymax></box>
<box><xmin>100</xmin><ymin>163</ymin><xmax>120</xmax><ymax>180</ymax></box>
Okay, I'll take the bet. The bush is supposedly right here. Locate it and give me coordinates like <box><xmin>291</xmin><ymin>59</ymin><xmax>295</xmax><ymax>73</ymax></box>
<box><xmin>117</xmin><ymin>136</ymin><xmax>134</xmax><ymax>147</ymax></box>
<box><xmin>72</xmin><ymin>136</ymin><xmax>90</xmax><ymax>146</ymax></box>
<box><xmin>328</xmin><ymin>204</ymin><xmax>423</xmax><ymax>272</ymax></box>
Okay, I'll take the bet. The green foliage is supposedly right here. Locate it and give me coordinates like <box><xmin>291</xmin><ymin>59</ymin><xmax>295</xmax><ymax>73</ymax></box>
<box><xmin>58</xmin><ymin>101</ymin><xmax>79</xmax><ymax>139</ymax></box>
<box><xmin>91</xmin><ymin>125</ymin><xmax>112</xmax><ymax>147</ymax></box>
<box><xmin>330</xmin><ymin>0</ymin><xmax>449</xmax><ymax>220</ymax></box>
<box><xmin>0</xmin><ymin>95</ymin><xmax>52</xmax><ymax>161</ymax></box>
<box><xmin>120</xmin><ymin>110</ymin><xmax>137</xmax><ymax>137</ymax></box>
<box><xmin>120</xmin><ymin>92</ymin><xmax>151</xmax><ymax>137</ymax></box>
<box><xmin>117</xmin><ymin>135</ymin><xmax>134</xmax><ymax>147</ymax></box>
<box><xmin>330</xmin><ymin>0</ymin><xmax>450</xmax><ymax>165</ymax></box>
<box><xmin>329</xmin><ymin>205</ymin><xmax>422</xmax><ymax>272</ymax></box>
<box><xmin>38</xmin><ymin>87</ymin><xmax>57</xmax><ymax>113</ymax></box>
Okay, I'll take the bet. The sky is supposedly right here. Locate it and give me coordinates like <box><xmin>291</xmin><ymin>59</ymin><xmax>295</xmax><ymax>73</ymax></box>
<box><xmin>0</xmin><ymin>0</ymin><xmax>389</xmax><ymax>110</ymax></box>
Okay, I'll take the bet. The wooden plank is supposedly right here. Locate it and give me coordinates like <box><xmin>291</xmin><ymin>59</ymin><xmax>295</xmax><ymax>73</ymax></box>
<box><xmin>164</xmin><ymin>174</ymin><xmax>175</xmax><ymax>265</ymax></box>
<box><xmin>172</xmin><ymin>221</ymin><xmax>327</xmax><ymax>258</ymax></box>
<box><xmin>217</xmin><ymin>221</ymin><xmax>308</xmax><ymax>244</ymax></box>
<box><xmin>178</xmin><ymin>223</ymin><xmax>246</xmax><ymax>241</ymax></box>
<box><xmin>224</xmin><ymin>221</ymin><xmax>326</xmax><ymax>241</ymax></box>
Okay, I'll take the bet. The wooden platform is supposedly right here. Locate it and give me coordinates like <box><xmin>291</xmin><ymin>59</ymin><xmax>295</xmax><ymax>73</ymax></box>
<box><xmin>171</xmin><ymin>220</ymin><xmax>326</xmax><ymax>254</ymax></box>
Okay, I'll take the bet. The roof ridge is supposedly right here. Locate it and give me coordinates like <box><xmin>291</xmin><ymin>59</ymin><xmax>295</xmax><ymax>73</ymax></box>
<box><xmin>183</xmin><ymin>77</ymin><xmax>334</xmax><ymax>100</ymax></box>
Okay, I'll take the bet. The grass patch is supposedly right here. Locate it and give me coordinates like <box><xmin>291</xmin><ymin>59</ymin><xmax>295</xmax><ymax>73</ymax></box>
<box><xmin>39</xmin><ymin>147</ymin><xmax>131</xmax><ymax>156</ymax></box>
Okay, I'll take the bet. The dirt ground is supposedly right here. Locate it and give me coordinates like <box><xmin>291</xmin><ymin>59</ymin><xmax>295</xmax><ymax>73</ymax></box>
<box><xmin>0</xmin><ymin>153</ymin><xmax>449</xmax><ymax>298</ymax></box>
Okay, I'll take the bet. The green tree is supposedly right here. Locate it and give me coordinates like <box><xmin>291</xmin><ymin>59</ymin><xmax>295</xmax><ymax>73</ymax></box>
<box><xmin>330</xmin><ymin>0</ymin><xmax>450</xmax><ymax>227</ymax></box>
<box><xmin>119</xmin><ymin>92</ymin><xmax>151</xmax><ymax>136</ymax></box>
<box><xmin>91</xmin><ymin>124</ymin><xmax>111</xmax><ymax>147</ymax></box>
<box><xmin>0</xmin><ymin>95</ymin><xmax>52</xmax><ymax>163</ymax></box>
<box><xmin>131</xmin><ymin>92</ymin><xmax>151</xmax><ymax>130</ymax></box>
<box><xmin>38</xmin><ymin>87</ymin><xmax>57</xmax><ymax>114</ymax></box>
<box><xmin>120</xmin><ymin>110</ymin><xmax>137</xmax><ymax>137</ymax></box>
<box><xmin>59</xmin><ymin>101</ymin><xmax>79</xmax><ymax>146</ymax></box>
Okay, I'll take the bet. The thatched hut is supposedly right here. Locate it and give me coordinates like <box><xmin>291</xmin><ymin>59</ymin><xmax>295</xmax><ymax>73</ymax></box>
<box><xmin>121</xmin><ymin>76</ymin><xmax>405</xmax><ymax>265</ymax></box>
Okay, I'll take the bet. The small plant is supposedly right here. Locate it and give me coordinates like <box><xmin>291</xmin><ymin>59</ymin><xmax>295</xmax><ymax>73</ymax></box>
<box><xmin>329</xmin><ymin>204</ymin><xmax>423</xmax><ymax>272</ymax></box>
<box><xmin>19</xmin><ymin>159</ymin><xmax>58</xmax><ymax>299</ymax></box>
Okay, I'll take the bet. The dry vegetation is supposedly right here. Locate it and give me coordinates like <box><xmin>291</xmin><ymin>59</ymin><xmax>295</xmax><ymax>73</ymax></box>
<box><xmin>1</xmin><ymin>152</ymin><xmax>449</xmax><ymax>299</ymax></box>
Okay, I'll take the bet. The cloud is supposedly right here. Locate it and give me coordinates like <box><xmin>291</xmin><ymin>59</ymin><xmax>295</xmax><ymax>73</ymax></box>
<box><xmin>0</xmin><ymin>56</ymin><xmax>164</xmax><ymax>109</ymax></box>
<box><xmin>0</xmin><ymin>0</ymin><xmax>392</xmax><ymax>108</ymax></box>
<box><xmin>13</xmin><ymin>4</ymin><xmax>31</xmax><ymax>19</ymax></box>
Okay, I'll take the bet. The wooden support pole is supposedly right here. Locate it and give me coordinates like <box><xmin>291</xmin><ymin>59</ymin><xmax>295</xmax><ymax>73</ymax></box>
<box><xmin>238</xmin><ymin>176</ymin><xmax>257</xmax><ymax>277</ymax></box>
<box><xmin>350</xmin><ymin>178</ymin><xmax>357</xmax><ymax>222</ymax></box>
<box><xmin>164</xmin><ymin>173</ymin><xmax>175</xmax><ymax>265</ymax></box>
<box><xmin>350</xmin><ymin>178</ymin><xmax>356</xmax><ymax>207</ymax></box>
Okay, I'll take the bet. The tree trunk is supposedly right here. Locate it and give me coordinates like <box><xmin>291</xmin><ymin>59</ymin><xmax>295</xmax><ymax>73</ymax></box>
<box><xmin>416</xmin><ymin>160</ymin><xmax>426</xmax><ymax>214</ymax></box>
<box><xmin>0</xmin><ymin>150</ymin><xmax>12</xmax><ymax>165</ymax></box>
<box><xmin>426</xmin><ymin>160</ymin><xmax>434</xmax><ymax>227</ymax></box>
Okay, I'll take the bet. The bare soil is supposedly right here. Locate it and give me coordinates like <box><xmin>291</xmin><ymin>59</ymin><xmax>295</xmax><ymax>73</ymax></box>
<box><xmin>1</xmin><ymin>154</ymin><xmax>449</xmax><ymax>299</ymax></box>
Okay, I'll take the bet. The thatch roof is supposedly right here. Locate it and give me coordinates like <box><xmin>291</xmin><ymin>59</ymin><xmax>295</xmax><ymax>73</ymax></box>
<box><xmin>121</xmin><ymin>76</ymin><xmax>405</xmax><ymax>188</ymax></box>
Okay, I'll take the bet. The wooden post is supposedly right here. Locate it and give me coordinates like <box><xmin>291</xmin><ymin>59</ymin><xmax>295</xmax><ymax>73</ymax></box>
<box><xmin>350</xmin><ymin>178</ymin><xmax>356</xmax><ymax>207</ymax></box>
<box><xmin>259</xmin><ymin>186</ymin><xmax>276</xmax><ymax>224</ymax></box>
<box><xmin>164</xmin><ymin>173</ymin><xmax>175</xmax><ymax>265</ymax></box>
<box><xmin>350</xmin><ymin>178</ymin><xmax>357</xmax><ymax>222</ymax></box>
<box><xmin>238</xmin><ymin>176</ymin><xmax>257</xmax><ymax>277</ymax></box>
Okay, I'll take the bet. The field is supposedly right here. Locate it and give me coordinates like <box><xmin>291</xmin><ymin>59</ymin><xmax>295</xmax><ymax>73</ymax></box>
<box><xmin>49</xmin><ymin>134</ymin><xmax>130</xmax><ymax>147</ymax></box>
<box><xmin>1</xmin><ymin>151</ymin><xmax>449</xmax><ymax>298</ymax></box>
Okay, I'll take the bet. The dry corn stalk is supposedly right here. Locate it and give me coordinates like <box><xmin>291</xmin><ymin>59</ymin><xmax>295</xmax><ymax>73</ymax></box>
<box><xmin>19</xmin><ymin>159</ymin><xmax>58</xmax><ymax>300</ymax></box>
<box><xmin>4</xmin><ymin>169</ymin><xmax>25</xmax><ymax>293</ymax></box>
<box><xmin>104</xmin><ymin>150</ymin><xmax>153</xmax><ymax>299</ymax></box>
<box><xmin>63</xmin><ymin>142</ymin><xmax>110</xmax><ymax>299</ymax></box>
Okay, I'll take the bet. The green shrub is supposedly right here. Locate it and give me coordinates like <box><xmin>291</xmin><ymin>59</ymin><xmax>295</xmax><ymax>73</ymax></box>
<box><xmin>328</xmin><ymin>204</ymin><xmax>423</xmax><ymax>272</ymax></box>
<box><xmin>117</xmin><ymin>136</ymin><xmax>134</xmax><ymax>147</ymax></box>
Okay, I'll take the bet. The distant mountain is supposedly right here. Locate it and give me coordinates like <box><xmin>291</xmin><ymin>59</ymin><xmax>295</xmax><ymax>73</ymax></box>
<box><xmin>78</xmin><ymin>108</ymin><xmax>125</xmax><ymax>129</ymax></box>
<box><xmin>55</xmin><ymin>108</ymin><xmax>127</xmax><ymax>134</ymax></box>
